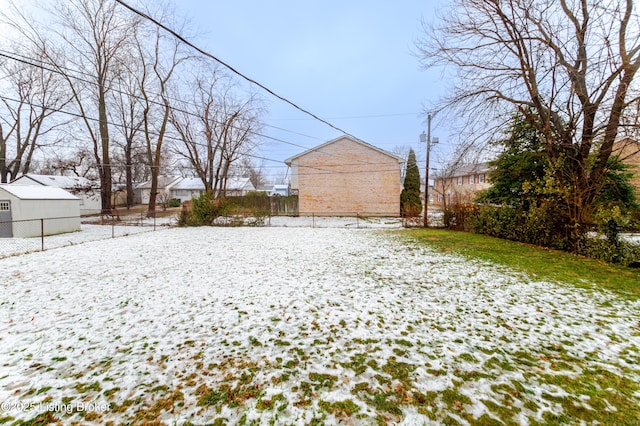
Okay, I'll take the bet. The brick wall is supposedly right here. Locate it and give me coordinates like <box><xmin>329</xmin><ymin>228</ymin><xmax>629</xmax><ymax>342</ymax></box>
<box><xmin>290</xmin><ymin>137</ymin><xmax>401</xmax><ymax>216</ymax></box>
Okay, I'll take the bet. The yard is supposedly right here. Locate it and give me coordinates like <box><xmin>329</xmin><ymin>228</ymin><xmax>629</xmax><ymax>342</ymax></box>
<box><xmin>0</xmin><ymin>227</ymin><xmax>639</xmax><ymax>425</ymax></box>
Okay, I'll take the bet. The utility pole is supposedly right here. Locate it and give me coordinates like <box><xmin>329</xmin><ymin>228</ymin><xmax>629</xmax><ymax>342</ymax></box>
<box><xmin>420</xmin><ymin>113</ymin><xmax>437</xmax><ymax>227</ymax></box>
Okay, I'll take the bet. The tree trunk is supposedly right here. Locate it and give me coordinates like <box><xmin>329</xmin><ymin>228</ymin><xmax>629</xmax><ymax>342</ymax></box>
<box><xmin>125</xmin><ymin>144</ymin><xmax>134</xmax><ymax>208</ymax></box>
<box><xmin>98</xmin><ymin>85</ymin><xmax>112</xmax><ymax>213</ymax></box>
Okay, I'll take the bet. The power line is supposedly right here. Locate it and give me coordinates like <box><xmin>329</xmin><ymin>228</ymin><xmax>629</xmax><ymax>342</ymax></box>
<box><xmin>113</xmin><ymin>0</ymin><xmax>355</xmax><ymax>139</ymax></box>
<box><xmin>272</xmin><ymin>112</ymin><xmax>420</xmax><ymax>121</ymax></box>
<box><xmin>0</xmin><ymin>95</ymin><xmax>403</xmax><ymax>178</ymax></box>
<box><xmin>0</xmin><ymin>49</ymin><xmax>383</xmax><ymax>168</ymax></box>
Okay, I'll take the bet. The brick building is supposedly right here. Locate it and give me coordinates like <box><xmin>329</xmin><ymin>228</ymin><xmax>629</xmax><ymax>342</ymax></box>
<box><xmin>613</xmin><ymin>137</ymin><xmax>640</xmax><ymax>201</ymax></box>
<box><xmin>431</xmin><ymin>162</ymin><xmax>492</xmax><ymax>208</ymax></box>
<box><xmin>285</xmin><ymin>136</ymin><xmax>403</xmax><ymax>216</ymax></box>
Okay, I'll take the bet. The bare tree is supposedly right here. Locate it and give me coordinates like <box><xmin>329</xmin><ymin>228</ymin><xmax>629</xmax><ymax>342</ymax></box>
<box><xmin>0</xmin><ymin>48</ymin><xmax>71</xmax><ymax>182</ymax></box>
<box><xmin>38</xmin><ymin>146</ymin><xmax>96</xmax><ymax>178</ymax></box>
<box><xmin>9</xmin><ymin>0</ymin><xmax>139</xmax><ymax>212</ymax></box>
<box><xmin>55</xmin><ymin>0</ymin><xmax>137</xmax><ymax>212</ymax></box>
<box><xmin>110</xmin><ymin>41</ymin><xmax>145</xmax><ymax>208</ymax></box>
<box><xmin>237</xmin><ymin>157</ymin><xmax>267</xmax><ymax>189</ymax></box>
<box><xmin>169</xmin><ymin>64</ymin><xmax>226</xmax><ymax>192</ymax></box>
<box><xmin>136</xmin><ymin>8</ymin><xmax>190</xmax><ymax>215</ymax></box>
<box><xmin>213</xmin><ymin>89</ymin><xmax>263</xmax><ymax>197</ymax></box>
<box><xmin>418</xmin><ymin>0</ymin><xmax>640</xmax><ymax>248</ymax></box>
<box><xmin>171</xmin><ymin>66</ymin><xmax>264</xmax><ymax>197</ymax></box>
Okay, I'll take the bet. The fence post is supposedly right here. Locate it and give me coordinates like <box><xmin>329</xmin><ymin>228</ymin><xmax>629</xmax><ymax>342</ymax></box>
<box><xmin>41</xmin><ymin>219</ymin><xmax>44</xmax><ymax>251</ymax></box>
<box><xmin>356</xmin><ymin>212</ymin><xmax>359</xmax><ymax>229</ymax></box>
<box><xmin>112</xmin><ymin>220</ymin><xmax>115</xmax><ymax>238</ymax></box>
<box><xmin>312</xmin><ymin>213</ymin><xmax>315</xmax><ymax>228</ymax></box>
<box><xmin>153</xmin><ymin>212</ymin><xmax>156</xmax><ymax>231</ymax></box>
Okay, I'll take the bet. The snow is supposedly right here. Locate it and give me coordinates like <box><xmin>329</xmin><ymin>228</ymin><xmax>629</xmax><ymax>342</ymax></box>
<box><xmin>0</xmin><ymin>184</ymin><xmax>79</xmax><ymax>200</ymax></box>
<box><xmin>0</xmin><ymin>227</ymin><xmax>638</xmax><ymax>424</ymax></box>
<box><xmin>12</xmin><ymin>174</ymin><xmax>96</xmax><ymax>189</ymax></box>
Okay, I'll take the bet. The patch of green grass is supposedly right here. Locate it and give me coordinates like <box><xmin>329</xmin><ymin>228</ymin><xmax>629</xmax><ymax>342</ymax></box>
<box><xmin>256</xmin><ymin>393</ymin><xmax>286</xmax><ymax>411</ymax></box>
<box><xmin>536</xmin><ymin>367</ymin><xmax>640</xmax><ymax>423</ymax></box>
<box><xmin>0</xmin><ymin>415</ymin><xmax>15</xmax><ymax>424</ymax></box>
<box><xmin>308</xmin><ymin>372</ymin><xmax>338</xmax><ymax>389</ymax></box>
<box><xmin>341</xmin><ymin>352</ymin><xmax>369</xmax><ymax>375</ymax></box>
<box><xmin>75</xmin><ymin>381</ymin><xmax>102</xmax><ymax>393</ymax></box>
<box><xmin>381</xmin><ymin>357</ymin><xmax>416</xmax><ymax>383</ymax></box>
<box><xmin>318</xmin><ymin>399</ymin><xmax>360</xmax><ymax>417</ymax></box>
<box><xmin>400</xmin><ymin>229</ymin><xmax>640</xmax><ymax>298</ymax></box>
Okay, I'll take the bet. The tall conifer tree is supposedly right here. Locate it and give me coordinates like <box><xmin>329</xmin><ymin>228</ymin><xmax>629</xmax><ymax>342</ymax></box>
<box><xmin>400</xmin><ymin>148</ymin><xmax>422</xmax><ymax>217</ymax></box>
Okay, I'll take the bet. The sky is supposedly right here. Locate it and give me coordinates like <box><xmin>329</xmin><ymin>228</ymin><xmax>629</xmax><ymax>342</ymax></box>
<box><xmin>168</xmin><ymin>0</ymin><xmax>455</xmax><ymax>181</ymax></box>
<box><xmin>0</xmin><ymin>0</ymin><xmax>457</xmax><ymax>183</ymax></box>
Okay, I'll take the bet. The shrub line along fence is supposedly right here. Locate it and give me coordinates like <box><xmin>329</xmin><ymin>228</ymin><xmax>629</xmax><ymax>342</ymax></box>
<box><xmin>0</xmin><ymin>209</ymin><xmax>404</xmax><ymax>259</ymax></box>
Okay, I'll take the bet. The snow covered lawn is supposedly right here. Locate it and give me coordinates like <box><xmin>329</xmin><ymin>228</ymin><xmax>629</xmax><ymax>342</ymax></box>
<box><xmin>0</xmin><ymin>227</ymin><xmax>638</xmax><ymax>425</ymax></box>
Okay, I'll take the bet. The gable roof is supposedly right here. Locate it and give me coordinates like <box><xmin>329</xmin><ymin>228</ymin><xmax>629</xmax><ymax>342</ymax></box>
<box><xmin>225</xmin><ymin>177</ymin><xmax>255</xmax><ymax>191</ymax></box>
<box><xmin>284</xmin><ymin>135</ymin><xmax>403</xmax><ymax>165</ymax></box>
<box><xmin>168</xmin><ymin>177</ymin><xmax>255</xmax><ymax>191</ymax></box>
<box><xmin>171</xmin><ymin>177</ymin><xmax>205</xmax><ymax>190</ymax></box>
<box><xmin>0</xmin><ymin>184</ymin><xmax>79</xmax><ymax>200</ymax></box>
<box><xmin>446</xmin><ymin>162</ymin><xmax>492</xmax><ymax>178</ymax></box>
<box><xmin>136</xmin><ymin>176</ymin><xmax>182</xmax><ymax>190</ymax></box>
<box><xmin>12</xmin><ymin>174</ymin><xmax>97</xmax><ymax>189</ymax></box>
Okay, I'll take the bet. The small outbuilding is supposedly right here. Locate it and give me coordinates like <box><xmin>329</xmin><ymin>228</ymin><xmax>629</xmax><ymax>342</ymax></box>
<box><xmin>11</xmin><ymin>174</ymin><xmax>101</xmax><ymax>215</ymax></box>
<box><xmin>0</xmin><ymin>184</ymin><xmax>81</xmax><ymax>238</ymax></box>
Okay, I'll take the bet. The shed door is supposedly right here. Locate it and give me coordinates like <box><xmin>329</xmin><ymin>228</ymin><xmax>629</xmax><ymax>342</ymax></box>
<box><xmin>0</xmin><ymin>200</ymin><xmax>12</xmax><ymax>238</ymax></box>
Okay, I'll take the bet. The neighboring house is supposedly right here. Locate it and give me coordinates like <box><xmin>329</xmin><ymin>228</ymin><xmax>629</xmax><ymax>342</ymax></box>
<box><xmin>0</xmin><ymin>184</ymin><xmax>80</xmax><ymax>238</ymax></box>
<box><xmin>223</xmin><ymin>177</ymin><xmax>256</xmax><ymax>196</ymax></box>
<box><xmin>270</xmin><ymin>184</ymin><xmax>289</xmax><ymax>197</ymax></box>
<box><xmin>285</xmin><ymin>135</ymin><xmax>403</xmax><ymax>216</ymax></box>
<box><xmin>139</xmin><ymin>176</ymin><xmax>256</xmax><ymax>204</ymax></box>
<box><xmin>255</xmin><ymin>184</ymin><xmax>289</xmax><ymax>197</ymax></box>
<box><xmin>11</xmin><ymin>174</ymin><xmax>101</xmax><ymax>215</ymax></box>
<box><xmin>136</xmin><ymin>176</ymin><xmax>182</xmax><ymax>205</ymax></box>
<box><xmin>170</xmin><ymin>177</ymin><xmax>205</xmax><ymax>203</ymax></box>
<box><xmin>432</xmin><ymin>162</ymin><xmax>492</xmax><ymax>208</ymax></box>
<box><xmin>613</xmin><ymin>137</ymin><xmax>640</xmax><ymax>201</ymax></box>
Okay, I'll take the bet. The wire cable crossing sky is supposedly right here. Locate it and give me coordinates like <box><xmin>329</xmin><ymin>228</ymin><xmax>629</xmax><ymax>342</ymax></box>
<box><xmin>114</xmin><ymin>0</ymin><xmax>357</xmax><ymax>139</ymax></box>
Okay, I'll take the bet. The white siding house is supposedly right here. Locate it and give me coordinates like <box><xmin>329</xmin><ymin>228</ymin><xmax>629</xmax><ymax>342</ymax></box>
<box><xmin>136</xmin><ymin>176</ymin><xmax>182</xmax><ymax>205</ymax></box>
<box><xmin>169</xmin><ymin>177</ymin><xmax>256</xmax><ymax>202</ymax></box>
<box><xmin>170</xmin><ymin>178</ymin><xmax>205</xmax><ymax>202</ymax></box>
<box><xmin>223</xmin><ymin>177</ymin><xmax>256</xmax><ymax>196</ymax></box>
<box><xmin>11</xmin><ymin>174</ymin><xmax>101</xmax><ymax>215</ymax></box>
<box><xmin>0</xmin><ymin>185</ymin><xmax>81</xmax><ymax>238</ymax></box>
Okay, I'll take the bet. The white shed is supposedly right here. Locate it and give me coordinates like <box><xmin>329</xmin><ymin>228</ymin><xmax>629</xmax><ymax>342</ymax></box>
<box><xmin>11</xmin><ymin>174</ymin><xmax>101</xmax><ymax>215</ymax></box>
<box><xmin>0</xmin><ymin>185</ymin><xmax>81</xmax><ymax>238</ymax></box>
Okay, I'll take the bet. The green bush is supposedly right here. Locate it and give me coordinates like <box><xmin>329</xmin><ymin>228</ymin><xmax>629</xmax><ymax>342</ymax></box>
<box><xmin>580</xmin><ymin>237</ymin><xmax>640</xmax><ymax>266</ymax></box>
<box><xmin>168</xmin><ymin>198</ymin><xmax>181</xmax><ymax>208</ymax></box>
<box><xmin>185</xmin><ymin>192</ymin><xmax>233</xmax><ymax>226</ymax></box>
<box><xmin>469</xmin><ymin>204</ymin><xmax>569</xmax><ymax>249</ymax></box>
<box><xmin>467</xmin><ymin>203</ymin><xmax>640</xmax><ymax>265</ymax></box>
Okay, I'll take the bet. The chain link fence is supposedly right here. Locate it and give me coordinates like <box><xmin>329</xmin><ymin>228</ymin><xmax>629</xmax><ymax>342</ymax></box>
<box><xmin>0</xmin><ymin>212</ymin><xmax>176</xmax><ymax>259</ymax></box>
<box><xmin>266</xmin><ymin>213</ymin><xmax>403</xmax><ymax>229</ymax></box>
<box><xmin>0</xmin><ymin>210</ymin><xmax>405</xmax><ymax>259</ymax></box>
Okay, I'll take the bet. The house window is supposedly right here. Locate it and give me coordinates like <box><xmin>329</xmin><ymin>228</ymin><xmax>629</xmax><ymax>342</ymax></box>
<box><xmin>478</xmin><ymin>174</ymin><xmax>485</xmax><ymax>183</ymax></box>
<box><xmin>0</xmin><ymin>201</ymin><xmax>9</xmax><ymax>211</ymax></box>
<box><xmin>457</xmin><ymin>176</ymin><xmax>463</xmax><ymax>185</ymax></box>
<box><xmin>437</xmin><ymin>194</ymin><xmax>443</xmax><ymax>202</ymax></box>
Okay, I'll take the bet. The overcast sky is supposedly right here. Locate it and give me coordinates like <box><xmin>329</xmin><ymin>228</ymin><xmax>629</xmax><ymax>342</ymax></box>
<box><xmin>171</xmin><ymin>0</ymin><xmax>454</xmax><ymax>181</ymax></box>
<box><xmin>0</xmin><ymin>0</ymin><xmax>456</xmax><ymax>182</ymax></box>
